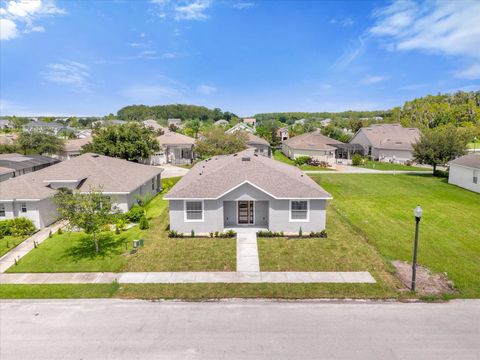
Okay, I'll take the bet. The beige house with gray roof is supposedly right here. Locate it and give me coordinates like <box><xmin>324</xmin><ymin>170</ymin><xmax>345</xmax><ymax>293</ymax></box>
<box><xmin>164</xmin><ymin>150</ymin><xmax>332</xmax><ymax>235</ymax></box>
<box><xmin>0</xmin><ymin>153</ymin><xmax>163</xmax><ymax>228</ymax></box>
<box><xmin>281</xmin><ymin>131</ymin><xmax>341</xmax><ymax>166</ymax></box>
<box><xmin>448</xmin><ymin>154</ymin><xmax>480</xmax><ymax>193</ymax></box>
<box><xmin>149</xmin><ymin>131</ymin><xmax>196</xmax><ymax>165</ymax></box>
<box><xmin>349</xmin><ymin>124</ymin><xmax>420</xmax><ymax>163</ymax></box>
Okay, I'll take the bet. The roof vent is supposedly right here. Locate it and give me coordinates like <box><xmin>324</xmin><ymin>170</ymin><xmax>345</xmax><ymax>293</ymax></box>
<box><xmin>241</xmin><ymin>157</ymin><xmax>251</xmax><ymax>161</ymax></box>
<box><xmin>91</xmin><ymin>154</ymin><xmax>100</xmax><ymax>158</ymax></box>
<box><xmin>233</xmin><ymin>154</ymin><xmax>238</xmax><ymax>157</ymax></box>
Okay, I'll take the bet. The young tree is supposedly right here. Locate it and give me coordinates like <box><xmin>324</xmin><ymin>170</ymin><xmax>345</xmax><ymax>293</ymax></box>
<box><xmin>83</xmin><ymin>122</ymin><xmax>160</xmax><ymax>161</ymax></box>
<box><xmin>184</xmin><ymin>119</ymin><xmax>202</xmax><ymax>138</ymax></box>
<box><xmin>195</xmin><ymin>128</ymin><xmax>248</xmax><ymax>159</ymax></box>
<box><xmin>412</xmin><ymin>125</ymin><xmax>467</xmax><ymax>173</ymax></box>
<box><xmin>17</xmin><ymin>131</ymin><xmax>64</xmax><ymax>155</ymax></box>
<box><xmin>54</xmin><ymin>187</ymin><xmax>115</xmax><ymax>253</ymax></box>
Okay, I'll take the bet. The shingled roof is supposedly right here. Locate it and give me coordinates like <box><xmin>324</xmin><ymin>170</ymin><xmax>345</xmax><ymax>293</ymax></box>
<box><xmin>449</xmin><ymin>153</ymin><xmax>480</xmax><ymax>169</ymax></box>
<box><xmin>353</xmin><ymin>124</ymin><xmax>420</xmax><ymax>151</ymax></box>
<box><xmin>282</xmin><ymin>131</ymin><xmax>342</xmax><ymax>151</ymax></box>
<box><xmin>164</xmin><ymin>150</ymin><xmax>331</xmax><ymax>200</ymax></box>
<box><xmin>0</xmin><ymin>153</ymin><xmax>163</xmax><ymax>200</ymax></box>
<box><xmin>157</xmin><ymin>131</ymin><xmax>195</xmax><ymax>146</ymax></box>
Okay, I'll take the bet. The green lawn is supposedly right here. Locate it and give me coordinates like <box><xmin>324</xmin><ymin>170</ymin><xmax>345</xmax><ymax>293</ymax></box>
<box><xmin>0</xmin><ymin>235</ymin><xmax>28</xmax><ymax>257</ymax></box>
<box><xmin>0</xmin><ymin>284</ymin><xmax>119</xmax><ymax>299</ymax></box>
<box><xmin>467</xmin><ymin>142</ymin><xmax>480</xmax><ymax>150</ymax></box>
<box><xmin>356</xmin><ymin>161</ymin><xmax>430</xmax><ymax>171</ymax></box>
<box><xmin>273</xmin><ymin>150</ymin><xmax>335</xmax><ymax>171</ymax></box>
<box><xmin>310</xmin><ymin>173</ymin><xmax>480</xmax><ymax>298</ymax></box>
<box><xmin>7</xmin><ymin>177</ymin><xmax>236</xmax><ymax>273</ymax></box>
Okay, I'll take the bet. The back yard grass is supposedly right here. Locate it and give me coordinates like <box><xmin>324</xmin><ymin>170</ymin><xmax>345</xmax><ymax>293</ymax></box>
<box><xmin>273</xmin><ymin>150</ymin><xmax>336</xmax><ymax>171</ymax></box>
<box><xmin>355</xmin><ymin>160</ymin><xmax>430</xmax><ymax>171</ymax></box>
<box><xmin>310</xmin><ymin>173</ymin><xmax>480</xmax><ymax>298</ymax></box>
<box><xmin>7</xmin><ymin>177</ymin><xmax>236</xmax><ymax>273</ymax></box>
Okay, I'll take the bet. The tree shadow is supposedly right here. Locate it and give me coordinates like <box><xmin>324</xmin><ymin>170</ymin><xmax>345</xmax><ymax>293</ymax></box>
<box><xmin>63</xmin><ymin>233</ymin><xmax>126</xmax><ymax>261</ymax></box>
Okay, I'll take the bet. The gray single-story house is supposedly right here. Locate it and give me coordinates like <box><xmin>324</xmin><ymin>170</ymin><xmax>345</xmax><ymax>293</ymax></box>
<box><xmin>0</xmin><ymin>153</ymin><xmax>163</xmax><ymax>228</ymax></box>
<box><xmin>149</xmin><ymin>131</ymin><xmax>196</xmax><ymax>165</ymax></box>
<box><xmin>164</xmin><ymin>150</ymin><xmax>332</xmax><ymax>235</ymax></box>
<box><xmin>281</xmin><ymin>131</ymin><xmax>341</xmax><ymax>166</ymax></box>
<box><xmin>448</xmin><ymin>154</ymin><xmax>480</xmax><ymax>193</ymax></box>
<box><xmin>349</xmin><ymin>124</ymin><xmax>420</xmax><ymax>163</ymax></box>
<box><xmin>247</xmin><ymin>133</ymin><xmax>271</xmax><ymax>157</ymax></box>
<box><xmin>55</xmin><ymin>136</ymin><xmax>92</xmax><ymax>160</ymax></box>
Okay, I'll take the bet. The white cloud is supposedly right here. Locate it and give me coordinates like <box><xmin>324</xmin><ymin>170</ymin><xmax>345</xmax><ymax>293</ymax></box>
<box><xmin>197</xmin><ymin>84</ymin><xmax>217</xmax><ymax>95</ymax></box>
<box><xmin>174</xmin><ymin>0</ymin><xmax>212</xmax><ymax>20</ymax></box>
<box><xmin>0</xmin><ymin>18</ymin><xmax>18</xmax><ymax>40</ymax></box>
<box><xmin>0</xmin><ymin>0</ymin><xmax>65</xmax><ymax>40</ymax></box>
<box><xmin>42</xmin><ymin>61</ymin><xmax>90</xmax><ymax>89</ymax></box>
<box><xmin>329</xmin><ymin>17</ymin><xmax>355</xmax><ymax>27</ymax></box>
<box><xmin>121</xmin><ymin>84</ymin><xmax>183</xmax><ymax>103</ymax></box>
<box><xmin>332</xmin><ymin>36</ymin><xmax>366</xmax><ymax>70</ymax></box>
<box><xmin>360</xmin><ymin>75</ymin><xmax>388</xmax><ymax>85</ymax></box>
<box><xmin>233</xmin><ymin>2</ymin><xmax>255</xmax><ymax>10</ymax></box>
<box><xmin>370</xmin><ymin>0</ymin><xmax>480</xmax><ymax>79</ymax></box>
<box><xmin>455</xmin><ymin>64</ymin><xmax>480</xmax><ymax>81</ymax></box>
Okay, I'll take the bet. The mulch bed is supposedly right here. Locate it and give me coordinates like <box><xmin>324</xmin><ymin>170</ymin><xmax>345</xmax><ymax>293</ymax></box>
<box><xmin>392</xmin><ymin>260</ymin><xmax>456</xmax><ymax>296</ymax></box>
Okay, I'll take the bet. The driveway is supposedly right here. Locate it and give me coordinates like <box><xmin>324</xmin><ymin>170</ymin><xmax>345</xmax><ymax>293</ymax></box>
<box><xmin>1</xmin><ymin>299</ymin><xmax>479</xmax><ymax>360</ymax></box>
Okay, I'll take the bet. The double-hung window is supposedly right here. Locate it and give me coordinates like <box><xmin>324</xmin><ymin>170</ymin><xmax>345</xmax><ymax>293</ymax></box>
<box><xmin>0</xmin><ymin>204</ymin><xmax>5</xmax><ymax>217</ymax></box>
<box><xmin>290</xmin><ymin>200</ymin><xmax>309</xmax><ymax>221</ymax></box>
<box><xmin>21</xmin><ymin>203</ymin><xmax>27</xmax><ymax>213</ymax></box>
<box><xmin>185</xmin><ymin>201</ymin><xmax>203</xmax><ymax>221</ymax></box>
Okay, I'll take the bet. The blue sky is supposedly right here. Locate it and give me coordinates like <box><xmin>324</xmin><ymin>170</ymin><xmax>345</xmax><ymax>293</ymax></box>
<box><xmin>1</xmin><ymin>0</ymin><xmax>479</xmax><ymax>117</ymax></box>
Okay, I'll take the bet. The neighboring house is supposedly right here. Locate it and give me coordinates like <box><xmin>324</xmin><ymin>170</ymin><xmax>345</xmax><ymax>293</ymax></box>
<box><xmin>448</xmin><ymin>154</ymin><xmax>480</xmax><ymax>193</ymax></box>
<box><xmin>242</xmin><ymin>118</ymin><xmax>256</xmax><ymax>128</ymax></box>
<box><xmin>294</xmin><ymin>119</ymin><xmax>306</xmax><ymax>125</ymax></box>
<box><xmin>150</xmin><ymin>131</ymin><xmax>195</xmax><ymax>165</ymax></box>
<box><xmin>165</xmin><ymin>150</ymin><xmax>332</xmax><ymax>235</ymax></box>
<box><xmin>168</xmin><ymin>118</ymin><xmax>182</xmax><ymax>128</ymax></box>
<box><xmin>276</xmin><ymin>127</ymin><xmax>289</xmax><ymax>141</ymax></box>
<box><xmin>214</xmin><ymin>119</ymin><xmax>229</xmax><ymax>127</ymax></box>
<box><xmin>143</xmin><ymin>119</ymin><xmax>163</xmax><ymax>131</ymax></box>
<box><xmin>77</xmin><ymin>129</ymin><xmax>92</xmax><ymax>139</ymax></box>
<box><xmin>55</xmin><ymin>136</ymin><xmax>92</xmax><ymax>160</ymax></box>
<box><xmin>0</xmin><ymin>133</ymin><xmax>17</xmax><ymax>145</ymax></box>
<box><xmin>0</xmin><ymin>153</ymin><xmax>163</xmax><ymax>228</ymax></box>
<box><xmin>246</xmin><ymin>133</ymin><xmax>271</xmax><ymax>157</ymax></box>
<box><xmin>349</xmin><ymin>124</ymin><xmax>420</xmax><ymax>163</ymax></box>
<box><xmin>0</xmin><ymin>153</ymin><xmax>59</xmax><ymax>182</ymax></box>
<box><xmin>225</xmin><ymin>122</ymin><xmax>254</xmax><ymax>134</ymax></box>
<box><xmin>319</xmin><ymin>119</ymin><xmax>332</xmax><ymax>127</ymax></box>
<box><xmin>22</xmin><ymin>121</ymin><xmax>71</xmax><ymax>135</ymax></box>
<box><xmin>281</xmin><ymin>131</ymin><xmax>341</xmax><ymax>166</ymax></box>
<box><xmin>92</xmin><ymin>119</ymin><xmax>127</xmax><ymax>127</ymax></box>
<box><xmin>0</xmin><ymin>119</ymin><xmax>12</xmax><ymax>129</ymax></box>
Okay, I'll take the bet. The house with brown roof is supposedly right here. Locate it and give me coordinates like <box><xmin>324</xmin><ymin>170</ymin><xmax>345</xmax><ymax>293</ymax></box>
<box><xmin>164</xmin><ymin>150</ymin><xmax>332</xmax><ymax>235</ymax></box>
<box><xmin>448</xmin><ymin>154</ymin><xmax>480</xmax><ymax>193</ymax></box>
<box><xmin>55</xmin><ymin>136</ymin><xmax>92</xmax><ymax>160</ymax></box>
<box><xmin>349</xmin><ymin>124</ymin><xmax>420</xmax><ymax>163</ymax></box>
<box><xmin>0</xmin><ymin>153</ymin><xmax>163</xmax><ymax>228</ymax></box>
<box><xmin>281</xmin><ymin>131</ymin><xmax>341</xmax><ymax>166</ymax></box>
<box><xmin>149</xmin><ymin>131</ymin><xmax>195</xmax><ymax>165</ymax></box>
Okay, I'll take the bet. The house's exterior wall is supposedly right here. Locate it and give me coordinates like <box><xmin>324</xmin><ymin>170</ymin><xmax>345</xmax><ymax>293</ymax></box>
<box><xmin>0</xmin><ymin>171</ymin><xmax>14</xmax><ymax>182</ymax></box>
<box><xmin>168</xmin><ymin>183</ymin><xmax>327</xmax><ymax>234</ymax></box>
<box><xmin>249</xmin><ymin>144</ymin><xmax>271</xmax><ymax>157</ymax></box>
<box><xmin>448</xmin><ymin>164</ymin><xmax>480</xmax><ymax>193</ymax></box>
<box><xmin>0</xmin><ymin>198</ymin><xmax>58</xmax><ymax>229</ymax></box>
<box><xmin>349</xmin><ymin>130</ymin><xmax>372</xmax><ymax>155</ymax></box>
<box><xmin>281</xmin><ymin>144</ymin><xmax>336</xmax><ymax>165</ymax></box>
<box><xmin>373</xmin><ymin>149</ymin><xmax>414</xmax><ymax>163</ymax></box>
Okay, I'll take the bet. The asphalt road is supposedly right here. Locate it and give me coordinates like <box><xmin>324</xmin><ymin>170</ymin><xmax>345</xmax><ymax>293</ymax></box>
<box><xmin>1</xmin><ymin>299</ymin><xmax>479</xmax><ymax>360</ymax></box>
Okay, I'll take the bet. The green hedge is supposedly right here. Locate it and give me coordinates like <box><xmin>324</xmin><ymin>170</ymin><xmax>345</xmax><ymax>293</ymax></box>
<box><xmin>0</xmin><ymin>218</ymin><xmax>36</xmax><ymax>237</ymax></box>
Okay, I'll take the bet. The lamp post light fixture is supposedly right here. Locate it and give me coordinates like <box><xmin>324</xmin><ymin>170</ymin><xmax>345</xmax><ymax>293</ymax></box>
<box><xmin>411</xmin><ymin>205</ymin><xmax>423</xmax><ymax>291</ymax></box>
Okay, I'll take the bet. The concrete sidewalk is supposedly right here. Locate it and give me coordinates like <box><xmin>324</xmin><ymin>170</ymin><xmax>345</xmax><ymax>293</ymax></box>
<box><xmin>0</xmin><ymin>271</ymin><xmax>376</xmax><ymax>284</ymax></box>
<box><xmin>236</xmin><ymin>230</ymin><xmax>260</xmax><ymax>272</ymax></box>
<box><xmin>0</xmin><ymin>221</ymin><xmax>67</xmax><ymax>273</ymax></box>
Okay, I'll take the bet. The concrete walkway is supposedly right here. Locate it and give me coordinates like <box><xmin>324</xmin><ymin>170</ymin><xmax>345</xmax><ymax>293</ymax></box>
<box><xmin>0</xmin><ymin>221</ymin><xmax>67</xmax><ymax>273</ymax></box>
<box><xmin>157</xmin><ymin>164</ymin><xmax>189</xmax><ymax>178</ymax></box>
<box><xmin>236</xmin><ymin>229</ymin><xmax>260</xmax><ymax>272</ymax></box>
<box><xmin>0</xmin><ymin>271</ymin><xmax>376</xmax><ymax>284</ymax></box>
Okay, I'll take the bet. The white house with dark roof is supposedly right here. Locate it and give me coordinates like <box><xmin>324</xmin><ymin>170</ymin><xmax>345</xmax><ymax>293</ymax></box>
<box><xmin>349</xmin><ymin>124</ymin><xmax>420</xmax><ymax>163</ymax></box>
<box><xmin>225</xmin><ymin>122</ymin><xmax>254</xmax><ymax>134</ymax></box>
<box><xmin>448</xmin><ymin>154</ymin><xmax>480</xmax><ymax>193</ymax></box>
<box><xmin>0</xmin><ymin>153</ymin><xmax>163</xmax><ymax>228</ymax></box>
<box><xmin>149</xmin><ymin>131</ymin><xmax>195</xmax><ymax>165</ymax></box>
<box><xmin>164</xmin><ymin>150</ymin><xmax>332</xmax><ymax>235</ymax></box>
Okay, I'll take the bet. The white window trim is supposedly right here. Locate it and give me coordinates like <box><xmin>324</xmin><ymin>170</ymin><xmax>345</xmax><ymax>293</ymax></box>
<box><xmin>184</xmin><ymin>200</ymin><xmax>204</xmax><ymax>222</ymax></box>
<box><xmin>289</xmin><ymin>200</ymin><xmax>310</xmax><ymax>222</ymax></box>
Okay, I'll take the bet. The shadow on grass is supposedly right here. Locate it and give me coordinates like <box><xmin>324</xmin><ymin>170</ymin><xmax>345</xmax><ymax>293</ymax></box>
<box><xmin>63</xmin><ymin>233</ymin><xmax>126</xmax><ymax>261</ymax></box>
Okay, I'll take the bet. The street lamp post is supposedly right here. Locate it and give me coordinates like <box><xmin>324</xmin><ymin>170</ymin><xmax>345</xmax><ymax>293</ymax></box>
<box><xmin>411</xmin><ymin>205</ymin><xmax>423</xmax><ymax>291</ymax></box>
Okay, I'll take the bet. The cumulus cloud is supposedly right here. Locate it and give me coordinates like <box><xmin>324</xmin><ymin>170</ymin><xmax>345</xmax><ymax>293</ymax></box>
<box><xmin>370</xmin><ymin>0</ymin><xmax>480</xmax><ymax>79</ymax></box>
<box><xmin>0</xmin><ymin>0</ymin><xmax>65</xmax><ymax>40</ymax></box>
<box><xmin>174</xmin><ymin>0</ymin><xmax>212</xmax><ymax>20</ymax></box>
<box><xmin>197</xmin><ymin>84</ymin><xmax>217</xmax><ymax>95</ymax></box>
<box><xmin>232</xmin><ymin>2</ymin><xmax>255</xmax><ymax>10</ymax></box>
<box><xmin>42</xmin><ymin>61</ymin><xmax>90</xmax><ymax>89</ymax></box>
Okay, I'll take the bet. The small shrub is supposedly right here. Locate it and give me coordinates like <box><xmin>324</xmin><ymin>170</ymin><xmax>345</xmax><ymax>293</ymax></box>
<box><xmin>101</xmin><ymin>224</ymin><xmax>111</xmax><ymax>232</ymax></box>
<box><xmin>405</xmin><ymin>160</ymin><xmax>413</xmax><ymax>166</ymax></box>
<box><xmin>214</xmin><ymin>231</ymin><xmax>219</xmax><ymax>238</ymax></box>
<box><xmin>168</xmin><ymin>230</ymin><xmax>177</xmax><ymax>238</ymax></box>
<box><xmin>294</xmin><ymin>156</ymin><xmax>311</xmax><ymax>166</ymax></box>
<box><xmin>299</xmin><ymin>227</ymin><xmax>303</xmax><ymax>237</ymax></box>
<box><xmin>225</xmin><ymin>229</ymin><xmax>236</xmax><ymax>238</ymax></box>
<box><xmin>306</xmin><ymin>158</ymin><xmax>320</xmax><ymax>167</ymax></box>
<box><xmin>125</xmin><ymin>204</ymin><xmax>145</xmax><ymax>223</ymax></box>
<box><xmin>0</xmin><ymin>218</ymin><xmax>36</xmax><ymax>237</ymax></box>
<box><xmin>351</xmin><ymin>154</ymin><xmax>364</xmax><ymax>166</ymax></box>
<box><xmin>57</xmin><ymin>227</ymin><xmax>63</xmax><ymax>235</ymax></box>
<box><xmin>309</xmin><ymin>230</ymin><xmax>327</xmax><ymax>238</ymax></box>
<box><xmin>139</xmin><ymin>215</ymin><xmax>149</xmax><ymax>230</ymax></box>
<box><xmin>191</xmin><ymin>229</ymin><xmax>195</xmax><ymax>238</ymax></box>
<box><xmin>49</xmin><ymin>230</ymin><xmax>52</xmax><ymax>238</ymax></box>
<box><xmin>210</xmin><ymin>232</ymin><xmax>214</xmax><ymax>238</ymax></box>
<box><xmin>434</xmin><ymin>169</ymin><xmax>449</xmax><ymax>178</ymax></box>
<box><xmin>115</xmin><ymin>227</ymin><xmax>120</xmax><ymax>235</ymax></box>
<box><xmin>256</xmin><ymin>230</ymin><xmax>283</xmax><ymax>237</ymax></box>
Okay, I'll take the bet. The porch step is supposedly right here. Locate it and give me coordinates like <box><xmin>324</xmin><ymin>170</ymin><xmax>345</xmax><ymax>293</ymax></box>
<box><xmin>236</xmin><ymin>232</ymin><xmax>260</xmax><ymax>272</ymax></box>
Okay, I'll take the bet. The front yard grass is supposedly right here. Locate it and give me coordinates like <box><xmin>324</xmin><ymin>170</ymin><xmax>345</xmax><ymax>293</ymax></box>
<box><xmin>7</xmin><ymin>177</ymin><xmax>236</xmax><ymax>273</ymax></box>
<box><xmin>310</xmin><ymin>173</ymin><xmax>480</xmax><ymax>298</ymax></box>
<box><xmin>356</xmin><ymin>161</ymin><xmax>430</xmax><ymax>171</ymax></box>
<box><xmin>0</xmin><ymin>235</ymin><xmax>28</xmax><ymax>257</ymax></box>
